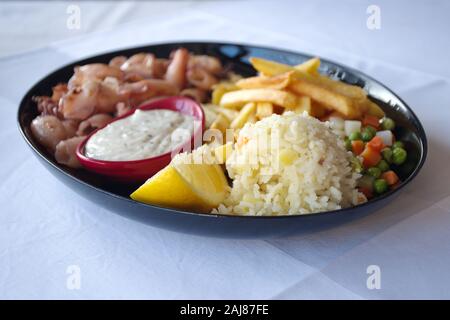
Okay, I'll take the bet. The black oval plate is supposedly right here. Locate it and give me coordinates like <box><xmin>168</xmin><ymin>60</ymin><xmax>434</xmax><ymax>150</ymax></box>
<box><xmin>18</xmin><ymin>42</ymin><xmax>427</xmax><ymax>238</ymax></box>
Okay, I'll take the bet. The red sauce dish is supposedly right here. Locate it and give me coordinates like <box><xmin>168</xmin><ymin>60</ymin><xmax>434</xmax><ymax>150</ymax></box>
<box><xmin>76</xmin><ymin>96</ymin><xmax>205</xmax><ymax>183</ymax></box>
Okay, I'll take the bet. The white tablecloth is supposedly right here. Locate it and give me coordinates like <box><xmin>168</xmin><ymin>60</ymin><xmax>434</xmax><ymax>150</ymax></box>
<box><xmin>1</xmin><ymin>0</ymin><xmax>450</xmax><ymax>299</ymax></box>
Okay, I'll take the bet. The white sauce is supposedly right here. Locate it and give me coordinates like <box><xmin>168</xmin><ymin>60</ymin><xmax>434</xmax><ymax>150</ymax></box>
<box><xmin>85</xmin><ymin>109</ymin><xmax>199</xmax><ymax>161</ymax></box>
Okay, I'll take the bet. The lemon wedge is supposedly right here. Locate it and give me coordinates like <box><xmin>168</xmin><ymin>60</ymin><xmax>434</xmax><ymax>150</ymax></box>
<box><xmin>130</xmin><ymin>163</ymin><xmax>229</xmax><ymax>212</ymax></box>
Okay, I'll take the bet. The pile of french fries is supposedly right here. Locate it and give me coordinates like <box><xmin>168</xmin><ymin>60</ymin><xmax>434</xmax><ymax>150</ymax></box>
<box><xmin>203</xmin><ymin>56</ymin><xmax>384</xmax><ymax>136</ymax></box>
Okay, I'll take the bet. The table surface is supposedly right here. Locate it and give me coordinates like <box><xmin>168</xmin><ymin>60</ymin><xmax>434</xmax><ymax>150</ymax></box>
<box><xmin>1</xmin><ymin>0</ymin><xmax>450</xmax><ymax>299</ymax></box>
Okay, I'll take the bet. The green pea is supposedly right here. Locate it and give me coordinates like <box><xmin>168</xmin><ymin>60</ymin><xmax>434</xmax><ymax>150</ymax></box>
<box><xmin>392</xmin><ymin>141</ymin><xmax>405</xmax><ymax>150</ymax></box>
<box><xmin>374</xmin><ymin>179</ymin><xmax>388</xmax><ymax>194</ymax></box>
<box><xmin>361</xmin><ymin>127</ymin><xmax>376</xmax><ymax>142</ymax></box>
<box><xmin>377</xmin><ymin>159</ymin><xmax>390</xmax><ymax>172</ymax></box>
<box><xmin>392</xmin><ymin>147</ymin><xmax>407</xmax><ymax>165</ymax></box>
<box><xmin>358</xmin><ymin>174</ymin><xmax>375</xmax><ymax>190</ymax></box>
<box><xmin>344</xmin><ymin>137</ymin><xmax>352</xmax><ymax>151</ymax></box>
<box><xmin>367</xmin><ymin>167</ymin><xmax>381</xmax><ymax>178</ymax></box>
<box><xmin>349</xmin><ymin>131</ymin><xmax>362</xmax><ymax>141</ymax></box>
<box><xmin>381</xmin><ymin>148</ymin><xmax>393</xmax><ymax>163</ymax></box>
<box><xmin>381</xmin><ymin>117</ymin><xmax>395</xmax><ymax>130</ymax></box>
<box><xmin>365</xmin><ymin>126</ymin><xmax>377</xmax><ymax>136</ymax></box>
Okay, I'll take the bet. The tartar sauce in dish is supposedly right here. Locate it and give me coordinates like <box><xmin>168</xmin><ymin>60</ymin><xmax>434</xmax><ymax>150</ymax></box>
<box><xmin>85</xmin><ymin>109</ymin><xmax>199</xmax><ymax>161</ymax></box>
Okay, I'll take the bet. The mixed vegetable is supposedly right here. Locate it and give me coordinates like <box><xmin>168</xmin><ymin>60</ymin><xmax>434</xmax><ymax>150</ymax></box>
<box><xmin>330</xmin><ymin>114</ymin><xmax>408</xmax><ymax>199</ymax></box>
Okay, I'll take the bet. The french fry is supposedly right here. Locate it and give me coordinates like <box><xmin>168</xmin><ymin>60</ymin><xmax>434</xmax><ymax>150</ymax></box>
<box><xmin>251</xmin><ymin>57</ymin><xmax>369</xmax><ymax>109</ymax></box>
<box><xmin>236</xmin><ymin>72</ymin><xmax>294</xmax><ymax>90</ymax></box>
<box><xmin>256</xmin><ymin>102</ymin><xmax>274</xmax><ymax>119</ymax></box>
<box><xmin>291</xmin><ymin>97</ymin><xmax>327</xmax><ymax>118</ymax></box>
<box><xmin>202</xmin><ymin>105</ymin><xmax>219</xmax><ymax>128</ymax></box>
<box><xmin>324</xmin><ymin>110</ymin><xmax>351</xmax><ymax>120</ymax></box>
<box><xmin>249</xmin><ymin>57</ymin><xmax>294</xmax><ymax>77</ymax></box>
<box><xmin>230</xmin><ymin>102</ymin><xmax>257</xmax><ymax>129</ymax></box>
<box><xmin>308</xmin><ymin>76</ymin><xmax>380</xmax><ymax>117</ymax></box>
<box><xmin>294</xmin><ymin>57</ymin><xmax>320</xmax><ymax>75</ymax></box>
<box><xmin>317</xmin><ymin>75</ymin><xmax>367</xmax><ymax>100</ymax></box>
<box><xmin>229</xmin><ymin>57</ymin><xmax>384</xmax><ymax>122</ymax></box>
<box><xmin>220</xmin><ymin>89</ymin><xmax>298</xmax><ymax>109</ymax></box>
<box><xmin>203</xmin><ymin>103</ymin><xmax>239</xmax><ymax>122</ymax></box>
<box><xmin>210</xmin><ymin>113</ymin><xmax>230</xmax><ymax>135</ymax></box>
<box><xmin>364</xmin><ymin>99</ymin><xmax>385</xmax><ymax>118</ymax></box>
<box><xmin>292</xmin><ymin>96</ymin><xmax>312</xmax><ymax>114</ymax></box>
<box><xmin>251</xmin><ymin>57</ymin><xmax>328</xmax><ymax>89</ymax></box>
<box><xmin>211</xmin><ymin>83</ymin><xmax>239</xmax><ymax>105</ymax></box>
<box><xmin>214</xmin><ymin>142</ymin><xmax>233</xmax><ymax>164</ymax></box>
<box><xmin>289</xmin><ymin>80</ymin><xmax>362</xmax><ymax>118</ymax></box>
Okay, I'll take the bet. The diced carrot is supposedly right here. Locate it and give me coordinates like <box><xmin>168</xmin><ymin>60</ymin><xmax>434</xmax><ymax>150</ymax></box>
<box><xmin>362</xmin><ymin>115</ymin><xmax>380</xmax><ymax>129</ymax></box>
<box><xmin>358</xmin><ymin>187</ymin><xmax>373</xmax><ymax>199</ymax></box>
<box><xmin>367</xmin><ymin>136</ymin><xmax>385</xmax><ymax>152</ymax></box>
<box><xmin>351</xmin><ymin>140</ymin><xmax>365</xmax><ymax>155</ymax></box>
<box><xmin>381</xmin><ymin>170</ymin><xmax>399</xmax><ymax>185</ymax></box>
<box><xmin>361</xmin><ymin>146</ymin><xmax>381</xmax><ymax>167</ymax></box>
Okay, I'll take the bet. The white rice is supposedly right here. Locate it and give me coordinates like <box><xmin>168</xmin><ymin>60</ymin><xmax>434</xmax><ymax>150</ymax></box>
<box><xmin>214</xmin><ymin>112</ymin><xmax>365</xmax><ymax>216</ymax></box>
